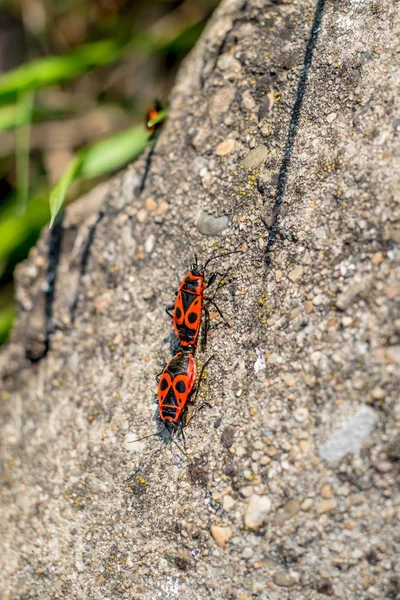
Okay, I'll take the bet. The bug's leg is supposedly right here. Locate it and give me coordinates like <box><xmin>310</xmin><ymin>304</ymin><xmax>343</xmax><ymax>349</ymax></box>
<box><xmin>206</xmin><ymin>272</ymin><xmax>218</xmax><ymax>287</ymax></box>
<box><xmin>181</xmin><ymin>426</ymin><xmax>187</xmax><ymax>450</ymax></box>
<box><xmin>207</xmin><ymin>299</ymin><xmax>229</xmax><ymax>324</ymax></box>
<box><xmin>165</xmin><ymin>305</ymin><xmax>174</xmax><ymax>318</ymax></box>
<box><xmin>200</xmin><ymin>307</ymin><xmax>210</xmax><ymax>351</ymax></box>
<box><xmin>155</xmin><ymin>370</ymin><xmax>164</xmax><ymax>382</ymax></box>
<box><xmin>205</xmin><ymin>270</ymin><xmax>229</xmax><ymax>304</ymax></box>
<box><xmin>193</xmin><ymin>355</ymin><xmax>214</xmax><ymax>404</ymax></box>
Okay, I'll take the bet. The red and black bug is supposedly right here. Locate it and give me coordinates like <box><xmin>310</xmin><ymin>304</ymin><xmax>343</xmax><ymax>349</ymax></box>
<box><xmin>166</xmin><ymin>251</ymin><xmax>240</xmax><ymax>349</ymax></box>
<box><xmin>129</xmin><ymin>351</ymin><xmax>213</xmax><ymax>449</ymax></box>
<box><xmin>157</xmin><ymin>347</ymin><xmax>196</xmax><ymax>426</ymax></box>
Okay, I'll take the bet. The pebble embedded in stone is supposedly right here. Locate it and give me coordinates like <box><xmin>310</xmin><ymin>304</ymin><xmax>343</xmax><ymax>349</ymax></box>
<box><xmin>371</xmin><ymin>251</ymin><xmax>384</xmax><ymax>266</ymax></box>
<box><xmin>145</xmin><ymin>234</ymin><xmax>156</xmax><ymax>253</ymax></box>
<box><xmin>239</xmin><ymin>486</ymin><xmax>253</xmax><ymax>498</ymax></box>
<box><xmin>317</xmin><ymin>499</ymin><xmax>337</xmax><ymax>513</ymax></box>
<box><xmin>244</xmin><ymin>494</ymin><xmax>272</xmax><ymax>529</ymax></box>
<box><xmin>304</xmin><ymin>300</ymin><xmax>313</xmax><ymax>314</ymax></box>
<box><xmin>243</xmin><ymin>145</ymin><xmax>269</xmax><ymax>169</ymax></box>
<box><xmin>241</xmin><ymin>90</ymin><xmax>256</xmax><ymax>111</ymax></box>
<box><xmin>136</xmin><ymin>208</ymin><xmax>147</xmax><ymax>223</ymax></box>
<box><xmin>157</xmin><ymin>201</ymin><xmax>169</xmax><ymax>215</ymax></box>
<box><xmin>294</xmin><ymin>407</ymin><xmax>309</xmax><ymax>423</ymax></box>
<box><xmin>288</xmin><ymin>266</ymin><xmax>303</xmax><ymax>282</ymax></box>
<box><xmin>374</xmin><ymin>460</ymin><xmax>392</xmax><ymax>473</ymax></box>
<box><xmin>284</xmin><ymin>374</ymin><xmax>296</xmax><ymax>387</ymax></box>
<box><xmin>312</xmin><ymin>294</ymin><xmax>324</xmax><ymax>306</ymax></box>
<box><xmin>326</xmin><ymin>112</ymin><xmax>337</xmax><ymax>123</ymax></box>
<box><xmin>301</xmin><ymin>498</ymin><xmax>314</xmax><ymax>511</ymax></box>
<box><xmin>145</xmin><ymin>198</ymin><xmax>157</xmax><ymax>211</ymax></box>
<box><xmin>254</xmin><ymin>349</ymin><xmax>266</xmax><ymax>373</ymax></box>
<box><xmin>319</xmin><ymin>406</ymin><xmax>378</xmax><ymax>462</ymax></box>
<box><xmin>299</xmin><ymin>440</ymin><xmax>311</xmax><ymax>453</ymax></box>
<box><xmin>321</xmin><ymin>484</ymin><xmax>333</xmax><ymax>499</ymax></box>
<box><xmin>210</xmin><ymin>525</ymin><xmax>232</xmax><ymax>548</ymax></box>
<box><xmin>216</xmin><ymin>139</ymin><xmax>236</xmax><ymax>156</ymax></box>
<box><xmin>196</xmin><ymin>209</ymin><xmax>230</xmax><ymax>236</ymax></box>
<box><xmin>241</xmin><ymin>547</ymin><xmax>253</xmax><ymax>559</ymax></box>
<box><xmin>273</xmin><ymin>499</ymin><xmax>301</xmax><ymax>525</ymax></box>
<box><xmin>273</xmin><ymin>570</ymin><xmax>300</xmax><ymax>587</ymax></box>
<box><xmin>223</xmin><ymin>495</ymin><xmax>235</xmax><ymax>511</ymax></box>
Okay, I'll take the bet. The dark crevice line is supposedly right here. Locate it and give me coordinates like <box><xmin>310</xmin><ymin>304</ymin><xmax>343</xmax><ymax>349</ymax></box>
<box><xmin>264</xmin><ymin>0</ymin><xmax>326</xmax><ymax>264</ymax></box>
<box><xmin>139</xmin><ymin>135</ymin><xmax>158</xmax><ymax>195</ymax></box>
<box><xmin>28</xmin><ymin>212</ymin><xmax>65</xmax><ymax>362</ymax></box>
<box><xmin>70</xmin><ymin>210</ymin><xmax>104</xmax><ymax>324</ymax></box>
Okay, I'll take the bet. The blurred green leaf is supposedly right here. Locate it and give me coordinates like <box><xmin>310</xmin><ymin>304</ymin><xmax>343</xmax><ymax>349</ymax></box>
<box><xmin>0</xmin><ymin>39</ymin><xmax>124</xmax><ymax>104</ymax></box>
<box><xmin>0</xmin><ymin>105</ymin><xmax>19</xmax><ymax>130</ymax></box>
<box><xmin>0</xmin><ymin>103</ymin><xmax>73</xmax><ymax>132</ymax></box>
<box><xmin>15</xmin><ymin>89</ymin><xmax>35</xmax><ymax>214</ymax></box>
<box><xmin>49</xmin><ymin>124</ymin><xmax>150</xmax><ymax>226</ymax></box>
<box><xmin>0</xmin><ymin>193</ymin><xmax>50</xmax><ymax>266</ymax></box>
<box><xmin>80</xmin><ymin>124</ymin><xmax>150</xmax><ymax>178</ymax></box>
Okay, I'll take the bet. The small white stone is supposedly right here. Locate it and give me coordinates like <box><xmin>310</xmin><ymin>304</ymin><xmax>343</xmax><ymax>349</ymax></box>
<box><xmin>242</xmin><ymin>547</ymin><xmax>253</xmax><ymax>559</ymax></box>
<box><xmin>244</xmin><ymin>495</ymin><xmax>272</xmax><ymax>528</ymax></box>
<box><xmin>239</xmin><ymin>486</ymin><xmax>253</xmax><ymax>498</ymax></box>
<box><xmin>294</xmin><ymin>408</ymin><xmax>309</xmax><ymax>423</ymax></box>
<box><xmin>223</xmin><ymin>495</ymin><xmax>235</xmax><ymax>511</ymax></box>
<box><xmin>144</xmin><ymin>234</ymin><xmax>155</xmax><ymax>253</ymax></box>
<box><xmin>301</xmin><ymin>498</ymin><xmax>314</xmax><ymax>511</ymax></box>
<box><xmin>312</xmin><ymin>294</ymin><xmax>324</xmax><ymax>306</ymax></box>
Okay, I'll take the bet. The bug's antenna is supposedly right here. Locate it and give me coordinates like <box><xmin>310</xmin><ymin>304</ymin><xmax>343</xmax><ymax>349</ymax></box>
<box><xmin>203</xmin><ymin>249</ymin><xmax>244</xmax><ymax>270</ymax></box>
<box><xmin>172</xmin><ymin>438</ymin><xmax>190</xmax><ymax>461</ymax></box>
<box><xmin>127</xmin><ymin>430</ymin><xmax>162</xmax><ymax>443</ymax></box>
<box><xmin>181</xmin><ymin>224</ymin><xmax>198</xmax><ymax>265</ymax></box>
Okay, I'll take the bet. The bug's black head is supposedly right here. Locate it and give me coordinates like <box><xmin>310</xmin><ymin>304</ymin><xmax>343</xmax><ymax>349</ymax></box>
<box><xmin>190</xmin><ymin>265</ymin><xmax>203</xmax><ymax>278</ymax></box>
<box><xmin>189</xmin><ymin>253</ymin><xmax>204</xmax><ymax>277</ymax></box>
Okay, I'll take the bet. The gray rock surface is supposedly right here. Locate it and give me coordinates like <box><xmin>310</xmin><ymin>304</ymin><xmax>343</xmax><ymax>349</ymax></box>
<box><xmin>1</xmin><ymin>0</ymin><xmax>400</xmax><ymax>598</ymax></box>
<box><xmin>319</xmin><ymin>406</ymin><xmax>378</xmax><ymax>463</ymax></box>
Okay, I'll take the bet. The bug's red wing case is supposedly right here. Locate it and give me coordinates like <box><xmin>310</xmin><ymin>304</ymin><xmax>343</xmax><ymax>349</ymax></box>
<box><xmin>173</xmin><ymin>289</ymin><xmax>203</xmax><ymax>347</ymax></box>
<box><xmin>158</xmin><ymin>352</ymin><xmax>196</xmax><ymax>423</ymax></box>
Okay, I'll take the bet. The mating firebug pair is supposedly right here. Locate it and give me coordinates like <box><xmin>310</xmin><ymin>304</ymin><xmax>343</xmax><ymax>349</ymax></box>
<box><xmin>156</xmin><ymin>252</ymin><xmax>239</xmax><ymax>437</ymax></box>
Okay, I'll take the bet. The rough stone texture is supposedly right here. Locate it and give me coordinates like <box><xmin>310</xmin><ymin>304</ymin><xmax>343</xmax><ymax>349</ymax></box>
<box><xmin>1</xmin><ymin>0</ymin><xmax>400</xmax><ymax>599</ymax></box>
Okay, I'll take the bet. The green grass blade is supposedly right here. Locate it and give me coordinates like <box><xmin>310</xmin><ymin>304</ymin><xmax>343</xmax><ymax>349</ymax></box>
<box><xmin>0</xmin><ymin>39</ymin><xmax>123</xmax><ymax>104</ymax></box>
<box><xmin>49</xmin><ymin>155</ymin><xmax>84</xmax><ymax>227</ymax></box>
<box><xmin>15</xmin><ymin>90</ymin><xmax>35</xmax><ymax>215</ymax></box>
<box><xmin>0</xmin><ymin>302</ymin><xmax>15</xmax><ymax>345</ymax></box>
